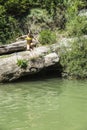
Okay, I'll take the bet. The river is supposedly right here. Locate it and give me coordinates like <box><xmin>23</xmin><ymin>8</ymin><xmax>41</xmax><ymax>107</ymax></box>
<box><xmin>0</xmin><ymin>78</ymin><xmax>87</xmax><ymax>130</ymax></box>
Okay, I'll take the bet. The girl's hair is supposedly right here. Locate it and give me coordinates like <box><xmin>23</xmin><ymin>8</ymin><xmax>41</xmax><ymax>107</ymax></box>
<box><xmin>28</xmin><ymin>30</ymin><xmax>33</xmax><ymax>35</ymax></box>
<box><xmin>28</xmin><ymin>31</ymin><xmax>33</xmax><ymax>38</ymax></box>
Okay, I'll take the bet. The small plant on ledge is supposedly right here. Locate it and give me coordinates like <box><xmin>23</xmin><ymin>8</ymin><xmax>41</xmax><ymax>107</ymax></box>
<box><xmin>17</xmin><ymin>59</ymin><xmax>28</xmax><ymax>69</ymax></box>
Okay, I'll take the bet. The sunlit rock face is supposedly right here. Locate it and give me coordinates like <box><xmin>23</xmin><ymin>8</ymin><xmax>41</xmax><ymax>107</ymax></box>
<box><xmin>0</xmin><ymin>45</ymin><xmax>59</xmax><ymax>82</ymax></box>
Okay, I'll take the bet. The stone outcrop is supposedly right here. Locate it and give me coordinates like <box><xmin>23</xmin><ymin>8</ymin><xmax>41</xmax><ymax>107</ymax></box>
<box><xmin>0</xmin><ymin>36</ymin><xmax>82</xmax><ymax>55</ymax></box>
<box><xmin>1</xmin><ymin>35</ymin><xmax>81</xmax><ymax>82</ymax></box>
<box><xmin>0</xmin><ymin>45</ymin><xmax>59</xmax><ymax>82</ymax></box>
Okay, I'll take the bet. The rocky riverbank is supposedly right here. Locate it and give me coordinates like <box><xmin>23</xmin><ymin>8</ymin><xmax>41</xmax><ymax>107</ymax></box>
<box><xmin>0</xmin><ymin>42</ymin><xmax>60</xmax><ymax>82</ymax></box>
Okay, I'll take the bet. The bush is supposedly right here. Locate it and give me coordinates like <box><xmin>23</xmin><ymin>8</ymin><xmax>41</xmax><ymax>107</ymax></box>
<box><xmin>0</xmin><ymin>15</ymin><xmax>19</xmax><ymax>44</ymax></box>
<box><xmin>60</xmin><ymin>38</ymin><xmax>87</xmax><ymax>79</ymax></box>
<box><xmin>66</xmin><ymin>16</ymin><xmax>87</xmax><ymax>36</ymax></box>
<box><xmin>17</xmin><ymin>59</ymin><xmax>28</xmax><ymax>69</ymax></box>
<box><xmin>20</xmin><ymin>8</ymin><xmax>53</xmax><ymax>34</ymax></box>
<box><xmin>39</xmin><ymin>30</ymin><xmax>56</xmax><ymax>45</ymax></box>
<box><xmin>4</xmin><ymin>0</ymin><xmax>30</xmax><ymax>17</ymax></box>
<box><xmin>65</xmin><ymin>0</ymin><xmax>87</xmax><ymax>36</ymax></box>
<box><xmin>0</xmin><ymin>5</ymin><xmax>20</xmax><ymax>44</ymax></box>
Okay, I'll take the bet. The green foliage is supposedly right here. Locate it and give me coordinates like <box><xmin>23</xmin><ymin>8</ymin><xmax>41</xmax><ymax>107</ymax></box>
<box><xmin>39</xmin><ymin>30</ymin><xmax>56</xmax><ymax>45</ymax></box>
<box><xmin>60</xmin><ymin>38</ymin><xmax>87</xmax><ymax>78</ymax></box>
<box><xmin>0</xmin><ymin>0</ymin><xmax>33</xmax><ymax>44</ymax></box>
<box><xmin>0</xmin><ymin>15</ymin><xmax>19</xmax><ymax>44</ymax></box>
<box><xmin>0</xmin><ymin>0</ymin><xmax>87</xmax><ymax>45</ymax></box>
<box><xmin>44</xmin><ymin>0</ymin><xmax>58</xmax><ymax>15</ymax></box>
<box><xmin>17</xmin><ymin>59</ymin><xmax>28</xmax><ymax>69</ymax></box>
<box><xmin>66</xmin><ymin>16</ymin><xmax>87</xmax><ymax>36</ymax></box>
<box><xmin>4</xmin><ymin>0</ymin><xmax>30</xmax><ymax>17</ymax></box>
<box><xmin>65</xmin><ymin>0</ymin><xmax>87</xmax><ymax>36</ymax></box>
<box><xmin>21</xmin><ymin>8</ymin><xmax>53</xmax><ymax>33</ymax></box>
<box><xmin>0</xmin><ymin>4</ymin><xmax>20</xmax><ymax>45</ymax></box>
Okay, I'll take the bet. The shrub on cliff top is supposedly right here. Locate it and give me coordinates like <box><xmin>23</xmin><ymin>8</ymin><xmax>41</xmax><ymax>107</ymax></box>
<box><xmin>39</xmin><ymin>30</ymin><xmax>56</xmax><ymax>45</ymax></box>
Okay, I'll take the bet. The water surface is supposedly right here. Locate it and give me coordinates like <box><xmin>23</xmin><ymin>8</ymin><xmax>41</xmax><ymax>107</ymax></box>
<box><xmin>0</xmin><ymin>78</ymin><xmax>87</xmax><ymax>130</ymax></box>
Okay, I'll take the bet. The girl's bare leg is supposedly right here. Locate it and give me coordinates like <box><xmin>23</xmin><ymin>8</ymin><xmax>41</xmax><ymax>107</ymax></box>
<box><xmin>27</xmin><ymin>44</ymin><xmax>30</xmax><ymax>50</ymax></box>
<box><xmin>30</xmin><ymin>43</ymin><xmax>34</xmax><ymax>50</ymax></box>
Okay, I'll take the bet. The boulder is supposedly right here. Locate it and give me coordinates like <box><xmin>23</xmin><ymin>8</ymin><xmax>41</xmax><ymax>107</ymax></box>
<box><xmin>0</xmin><ymin>45</ymin><xmax>59</xmax><ymax>82</ymax></box>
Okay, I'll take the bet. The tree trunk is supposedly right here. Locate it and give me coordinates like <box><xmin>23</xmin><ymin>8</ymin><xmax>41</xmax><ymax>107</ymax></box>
<box><xmin>0</xmin><ymin>41</ymin><xmax>26</xmax><ymax>55</ymax></box>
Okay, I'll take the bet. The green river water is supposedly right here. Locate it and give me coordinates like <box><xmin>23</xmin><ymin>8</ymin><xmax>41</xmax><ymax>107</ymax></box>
<box><xmin>0</xmin><ymin>78</ymin><xmax>87</xmax><ymax>130</ymax></box>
